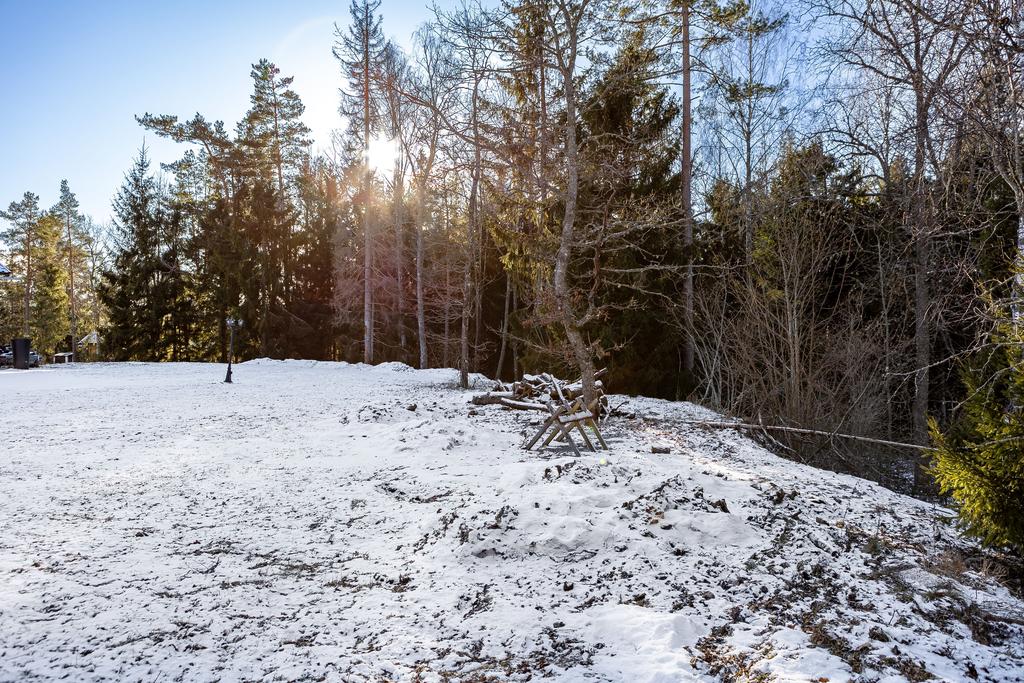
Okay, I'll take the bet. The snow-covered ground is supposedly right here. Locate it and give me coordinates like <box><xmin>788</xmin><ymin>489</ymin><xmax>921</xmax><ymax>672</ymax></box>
<box><xmin>1</xmin><ymin>361</ymin><xmax>1022</xmax><ymax>682</ymax></box>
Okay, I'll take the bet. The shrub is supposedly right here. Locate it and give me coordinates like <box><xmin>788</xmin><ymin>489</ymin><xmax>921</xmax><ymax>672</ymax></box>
<box><xmin>930</xmin><ymin>321</ymin><xmax>1024</xmax><ymax>551</ymax></box>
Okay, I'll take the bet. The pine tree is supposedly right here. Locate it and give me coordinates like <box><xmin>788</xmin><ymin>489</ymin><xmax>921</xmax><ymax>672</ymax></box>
<box><xmin>930</xmin><ymin>313</ymin><xmax>1024</xmax><ymax>551</ymax></box>
<box><xmin>30</xmin><ymin>213</ymin><xmax>70</xmax><ymax>355</ymax></box>
<box><xmin>705</xmin><ymin>2</ymin><xmax>788</xmax><ymax>256</ymax></box>
<box><xmin>380</xmin><ymin>42</ymin><xmax>412</xmax><ymax>356</ymax></box>
<box><xmin>1</xmin><ymin>191</ymin><xmax>42</xmax><ymax>336</ymax></box>
<box><xmin>52</xmin><ymin>180</ymin><xmax>87</xmax><ymax>356</ymax></box>
<box><xmin>239</xmin><ymin>59</ymin><xmax>312</xmax><ymax>355</ymax></box>
<box><xmin>334</xmin><ymin>0</ymin><xmax>387</xmax><ymax>364</ymax></box>
<box><xmin>241</xmin><ymin>59</ymin><xmax>312</xmax><ymax>194</ymax></box>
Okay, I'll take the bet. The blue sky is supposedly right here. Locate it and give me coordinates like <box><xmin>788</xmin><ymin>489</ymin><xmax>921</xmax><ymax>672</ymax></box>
<box><xmin>0</xmin><ymin>0</ymin><xmax>433</xmax><ymax>222</ymax></box>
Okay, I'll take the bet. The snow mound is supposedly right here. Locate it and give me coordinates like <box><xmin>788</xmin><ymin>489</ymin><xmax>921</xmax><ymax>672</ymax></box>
<box><xmin>1</xmin><ymin>360</ymin><xmax>1021</xmax><ymax>682</ymax></box>
<box><xmin>240</xmin><ymin>356</ymin><xmax>286</xmax><ymax>365</ymax></box>
<box><xmin>374</xmin><ymin>360</ymin><xmax>415</xmax><ymax>372</ymax></box>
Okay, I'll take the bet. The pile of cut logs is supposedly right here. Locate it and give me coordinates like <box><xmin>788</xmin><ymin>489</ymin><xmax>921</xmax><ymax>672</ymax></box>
<box><xmin>471</xmin><ymin>369</ymin><xmax>608</xmax><ymax>417</ymax></box>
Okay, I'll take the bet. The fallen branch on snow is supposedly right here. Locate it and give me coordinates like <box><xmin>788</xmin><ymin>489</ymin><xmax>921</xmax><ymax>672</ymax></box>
<box><xmin>686</xmin><ymin>421</ymin><xmax>932</xmax><ymax>451</ymax></box>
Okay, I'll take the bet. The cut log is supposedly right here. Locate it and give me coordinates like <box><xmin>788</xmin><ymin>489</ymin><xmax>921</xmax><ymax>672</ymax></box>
<box><xmin>470</xmin><ymin>391</ymin><xmax>514</xmax><ymax>406</ymax></box>
<box><xmin>557</xmin><ymin>379</ymin><xmax>602</xmax><ymax>401</ymax></box>
<box><xmin>474</xmin><ymin>369</ymin><xmax>608</xmax><ymax>417</ymax></box>
<box><xmin>500</xmin><ymin>398</ymin><xmax>548</xmax><ymax>411</ymax></box>
<box><xmin>558</xmin><ymin>410</ymin><xmax>594</xmax><ymax>424</ymax></box>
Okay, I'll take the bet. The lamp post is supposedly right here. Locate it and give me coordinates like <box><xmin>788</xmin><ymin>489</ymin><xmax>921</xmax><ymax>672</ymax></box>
<box><xmin>225</xmin><ymin>318</ymin><xmax>242</xmax><ymax>383</ymax></box>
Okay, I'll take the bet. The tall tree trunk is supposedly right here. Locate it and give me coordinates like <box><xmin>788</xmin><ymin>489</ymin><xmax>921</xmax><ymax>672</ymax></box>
<box><xmin>460</xmin><ymin>257</ymin><xmax>472</xmax><ymax>389</ymax></box>
<box><xmin>1015</xmin><ymin>188</ymin><xmax>1024</xmax><ymax>325</ymax></box>
<box><xmin>23</xmin><ymin>228</ymin><xmax>32</xmax><ymax>337</ymax></box>
<box><xmin>912</xmin><ymin>83</ymin><xmax>931</xmax><ymax>488</ymax></box>
<box><xmin>91</xmin><ymin>241</ymin><xmax>101</xmax><ymax>359</ymax></box>
<box><xmin>471</xmin><ymin>80</ymin><xmax>483</xmax><ymax>372</ymax></box>
<box><xmin>444</xmin><ymin>266</ymin><xmax>451</xmax><ymax>369</ymax></box>
<box><xmin>443</xmin><ymin>193</ymin><xmax>451</xmax><ymax>369</ymax></box>
<box><xmin>743</xmin><ymin>27</ymin><xmax>755</xmax><ymax>258</ymax></box>
<box><xmin>474</xmin><ymin>225</ymin><xmax>483</xmax><ymax>371</ymax></box>
<box><xmin>362</xmin><ymin>2</ymin><xmax>374</xmax><ymax>365</ymax></box>
<box><xmin>416</xmin><ymin>180</ymin><xmax>428</xmax><ymax>369</ymax></box>
<box><xmin>394</xmin><ymin>170</ymin><xmax>406</xmax><ymax>353</ymax></box>
<box><xmin>538</xmin><ymin>20</ymin><xmax>549</xmax><ymax>206</ymax></box>
<box><xmin>363</xmin><ymin>202</ymin><xmax>374</xmax><ymax>365</ymax></box>
<box><xmin>496</xmin><ymin>274</ymin><xmax>511</xmax><ymax>379</ymax></box>
<box><xmin>66</xmin><ymin>216</ymin><xmax>77</xmax><ymax>357</ymax></box>
<box><xmin>553</xmin><ymin>30</ymin><xmax>597</xmax><ymax>408</ymax></box>
<box><xmin>680</xmin><ymin>0</ymin><xmax>695</xmax><ymax>384</ymax></box>
<box><xmin>260</xmin><ymin>247</ymin><xmax>269</xmax><ymax>356</ymax></box>
<box><xmin>462</xmin><ymin>81</ymin><xmax>481</xmax><ymax>388</ymax></box>
<box><xmin>511</xmin><ymin>285</ymin><xmax>519</xmax><ymax>380</ymax></box>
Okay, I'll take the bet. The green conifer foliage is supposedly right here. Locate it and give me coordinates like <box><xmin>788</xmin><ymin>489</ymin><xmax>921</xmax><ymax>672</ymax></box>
<box><xmin>53</xmin><ymin>180</ymin><xmax>89</xmax><ymax>355</ymax></box>
<box><xmin>30</xmin><ymin>213</ymin><xmax>70</xmax><ymax>355</ymax></box>
<box><xmin>1</xmin><ymin>191</ymin><xmax>41</xmax><ymax>336</ymax></box>
<box><xmin>99</xmin><ymin>147</ymin><xmax>164</xmax><ymax>360</ymax></box>
<box><xmin>930</xmin><ymin>315</ymin><xmax>1024</xmax><ymax>550</ymax></box>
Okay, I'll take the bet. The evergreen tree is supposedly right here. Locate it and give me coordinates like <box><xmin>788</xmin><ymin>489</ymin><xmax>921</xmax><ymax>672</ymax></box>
<box><xmin>99</xmin><ymin>147</ymin><xmax>164</xmax><ymax>360</ymax></box>
<box><xmin>30</xmin><ymin>213</ymin><xmax>70</xmax><ymax>355</ymax></box>
<box><xmin>138</xmin><ymin>62</ymin><xmax>330</xmax><ymax>363</ymax></box>
<box><xmin>241</xmin><ymin>59</ymin><xmax>312</xmax><ymax>193</ymax></box>
<box><xmin>930</xmin><ymin>313</ymin><xmax>1024</xmax><ymax>550</ymax></box>
<box><xmin>704</xmin><ymin>1</ymin><xmax>789</xmax><ymax>255</ymax></box>
<box><xmin>52</xmin><ymin>180</ymin><xmax>87</xmax><ymax>356</ymax></box>
<box><xmin>1</xmin><ymin>191</ymin><xmax>42</xmax><ymax>336</ymax></box>
<box><xmin>334</xmin><ymin>0</ymin><xmax>387</xmax><ymax>363</ymax></box>
<box><xmin>577</xmin><ymin>28</ymin><xmax>682</xmax><ymax>396</ymax></box>
<box><xmin>155</xmin><ymin>193</ymin><xmax>193</xmax><ymax>360</ymax></box>
<box><xmin>291</xmin><ymin>159</ymin><xmax>342</xmax><ymax>359</ymax></box>
<box><xmin>334</xmin><ymin>0</ymin><xmax>386</xmax><ymax>153</ymax></box>
<box><xmin>0</xmin><ymin>267</ymin><xmax>20</xmax><ymax>344</ymax></box>
<box><xmin>238</xmin><ymin>59</ymin><xmax>312</xmax><ymax>355</ymax></box>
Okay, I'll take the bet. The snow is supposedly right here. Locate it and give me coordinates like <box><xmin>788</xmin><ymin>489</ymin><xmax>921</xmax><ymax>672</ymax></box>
<box><xmin>1</xmin><ymin>360</ymin><xmax>1022</xmax><ymax>682</ymax></box>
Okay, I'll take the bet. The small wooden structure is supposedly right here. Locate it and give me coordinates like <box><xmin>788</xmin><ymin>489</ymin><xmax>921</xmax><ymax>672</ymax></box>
<box><xmin>523</xmin><ymin>396</ymin><xmax>608</xmax><ymax>456</ymax></box>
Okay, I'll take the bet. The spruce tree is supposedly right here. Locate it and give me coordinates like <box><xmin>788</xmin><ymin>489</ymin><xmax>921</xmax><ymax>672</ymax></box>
<box><xmin>99</xmin><ymin>147</ymin><xmax>163</xmax><ymax>360</ymax></box>
<box><xmin>155</xmin><ymin>193</ymin><xmax>193</xmax><ymax>361</ymax></box>
<box><xmin>930</xmin><ymin>314</ymin><xmax>1024</xmax><ymax>551</ymax></box>
<box><xmin>576</xmin><ymin>28</ymin><xmax>683</xmax><ymax>396</ymax></box>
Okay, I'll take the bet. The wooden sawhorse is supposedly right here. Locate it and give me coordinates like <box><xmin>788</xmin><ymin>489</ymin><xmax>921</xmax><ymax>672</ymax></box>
<box><xmin>523</xmin><ymin>398</ymin><xmax>608</xmax><ymax>456</ymax></box>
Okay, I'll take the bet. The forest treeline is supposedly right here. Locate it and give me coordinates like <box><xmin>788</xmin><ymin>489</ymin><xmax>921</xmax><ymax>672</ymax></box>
<box><xmin>2</xmin><ymin>0</ymin><xmax>1022</xmax><ymax>529</ymax></box>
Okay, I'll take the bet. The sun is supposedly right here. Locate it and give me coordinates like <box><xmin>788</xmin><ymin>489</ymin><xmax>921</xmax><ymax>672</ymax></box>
<box><xmin>366</xmin><ymin>136</ymin><xmax>398</xmax><ymax>175</ymax></box>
